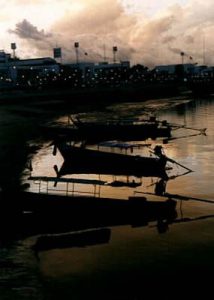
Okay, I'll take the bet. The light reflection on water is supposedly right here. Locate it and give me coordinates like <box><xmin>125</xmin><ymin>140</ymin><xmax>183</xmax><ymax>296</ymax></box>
<box><xmin>158</xmin><ymin>99</ymin><xmax>214</xmax><ymax>199</ymax></box>
<box><xmin>2</xmin><ymin>98</ymin><xmax>214</xmax><ymax>300</ymax></box>
<box><xmin>34</xmin><ymin>99</ymin><xmax>214</xmax><ymax>296</ymax></box>
<box><xmin>27</xmin><ymin>98</ymin><xmax>214</xmax><ymax>202</ymax></box>
<box><xmin>38</xmin><ymin>217</ymin><xmax>214</xmax><ymax>299</ymax></box>
<box><xmin>24</xmin><ymin>98</ymin><xmax>214</xmax><ymax>233</ymax></box>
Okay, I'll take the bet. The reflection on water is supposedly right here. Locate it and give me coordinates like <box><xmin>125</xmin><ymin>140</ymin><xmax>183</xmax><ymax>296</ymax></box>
<box><xmin>0</xmin><ymin>242</ymin><xmax>43</xmax><ymax>300</ymax></box>
<box><xmin>38</xmin><ymin>218</ymin><xmax>214</xmax><ymax>299</ymax></box>
<box><xmin>1</xmin><ymin>98</ymin><xmax>214</xmax><ymax>299</ymax></box>
<box><xmin>158</xmin><ymin>99</ymin><xmax>214</xmax><ymax>200</ymax></box>
<box><xmin>25</xmin><ymin>98</ymin><xmax>214</xmax><ymax>203</ymax></box>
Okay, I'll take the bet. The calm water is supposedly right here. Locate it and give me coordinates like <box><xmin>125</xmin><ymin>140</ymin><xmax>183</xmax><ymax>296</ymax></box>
<box><xmin>27</xmin><ymin>97</ymin><xmax>214</xmax><ymax>202</ymax></box>
<box><xmin>1</xmin><ymin>97</ymin><xmax>214</xmax><ymax>299</ymax></box>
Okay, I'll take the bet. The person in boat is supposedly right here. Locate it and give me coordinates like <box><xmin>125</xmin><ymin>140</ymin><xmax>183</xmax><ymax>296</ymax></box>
<box><xmin>155</xmin><ymin>178</ymin><xmax>167</xmax><ymax>196</ymax></box>
<box><xmin>153</xmin><ymin>145</ymin><xmax>168</xmax><ymax>173</ymax></box>
<box><xmin>154</xmin><ymin>145</ymin><xmax>164</xmax><ymax>156</ymax></box>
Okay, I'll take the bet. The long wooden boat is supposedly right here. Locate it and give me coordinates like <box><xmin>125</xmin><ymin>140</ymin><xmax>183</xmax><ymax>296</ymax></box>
<box><xmin>0</xmin><ymin>188</ymin><xmax>177</xmax><ymax>243</ymax></box>
<box><xmin>72</xmin><ymin>116</ymin><xmax>172</xmax><ymax>141</ymax></box>
<box><xmin>19</xmin><ymin>190</ymin><xmax>177</xmax><ymax>231</ymax></box>
<box><xmin>42</xmin><ymin>116</ymin><xmax>171</xmax><ymax>142</ymax></box>
<box><xmin>53</xmin><ymin>142</ymin><xmax>168</xmax><ymax>178</ymax></box>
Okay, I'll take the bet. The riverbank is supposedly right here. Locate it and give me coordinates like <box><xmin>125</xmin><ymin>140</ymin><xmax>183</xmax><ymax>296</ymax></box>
<box><xmin>0</xmin><ymin>81</ymin><xmax>191</xmax><ymax>104</ymax></box>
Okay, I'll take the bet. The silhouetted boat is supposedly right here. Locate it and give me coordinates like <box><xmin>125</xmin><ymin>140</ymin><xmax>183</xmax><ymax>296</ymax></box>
<box><xmin>42</xmin><ymin>116</ymin><xmax>171</xmax><ymax>142</ymax></box>
<box><xmin>53</xmin><ymin>142</ymin><xmax>168</xmax><ymax>178</ymax></box>
<box><xmin>18</xmin><ymin>190</ymin><xmax>177</xmax><ymax>235</ymax></box>
<box><xmin>72</xmin><ymin>116</ymin><xmax>172</xmax><ymax>141</ymax></box>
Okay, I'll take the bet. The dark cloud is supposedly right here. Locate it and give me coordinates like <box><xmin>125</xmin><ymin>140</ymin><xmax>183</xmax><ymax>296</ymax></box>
<box><xmin>9</xmin><ymin>19</ymin><xmax>52</xmax><ymax>41</ymax></box>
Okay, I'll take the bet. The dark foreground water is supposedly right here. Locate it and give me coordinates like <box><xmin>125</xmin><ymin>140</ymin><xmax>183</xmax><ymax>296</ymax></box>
<box><xmin>0</xmin><ymin>97</ymin><xmax>214</xmax><ymax>299</ymax></box>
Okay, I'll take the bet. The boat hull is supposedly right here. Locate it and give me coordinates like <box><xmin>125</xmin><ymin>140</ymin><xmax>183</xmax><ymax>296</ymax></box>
<box><xmin>42</xmin><ymin>122</ymin><xmax>171</xmax><ymax>142</ymax></box>
<box><xmin>75</xmin><ymin>122</ymin><xmax>171</xmax><ymax>141</ymax></box>
<box><xmin>55</xmin><ymin>144</ymin><xmax>168</xmax><ymax>178</ymax></box>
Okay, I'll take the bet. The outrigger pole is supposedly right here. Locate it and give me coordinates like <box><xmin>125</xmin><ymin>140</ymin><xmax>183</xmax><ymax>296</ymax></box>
<box><xmin>164</xmin><ymin>156</ymin><xmax>193</xmax><ymax>172</ymax></box>
<box><xmin>171</xmin><ymin>124</ymin><xmax>207</xmax><ymax>134</ymax></box>
<box><xmin>163</xmin><ymin>132</ymin><xmax>204</xmax><ymax>143</ymax></box>
<box><xmin>134</xmin><ymin>191</ymin><xmax>214</xmax><ymax>204</ymax></box>
<box><xmin>150</xmin><ymin>147</ymin><xmax>193</xmax><ymax>172</ymax></box>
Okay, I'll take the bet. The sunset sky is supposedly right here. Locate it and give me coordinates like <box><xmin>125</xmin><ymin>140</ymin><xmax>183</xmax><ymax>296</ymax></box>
<box><xmin>1</xmin><ymin>0</ymin><xmax>213</xmax><ymax>66</ymax></box>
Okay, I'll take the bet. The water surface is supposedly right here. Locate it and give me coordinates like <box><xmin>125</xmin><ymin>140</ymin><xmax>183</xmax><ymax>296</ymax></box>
<box><xmin>1</xmin><ymin>97</ymin><xmax>214</xmax><ymax>300</ymax></box>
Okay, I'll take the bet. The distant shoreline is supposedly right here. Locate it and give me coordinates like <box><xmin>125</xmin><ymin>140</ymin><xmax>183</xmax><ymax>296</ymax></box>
<box><xmin>0</xmin><ymin>82</ymin><xmax>190</xmax><ymax>105</ymax></box>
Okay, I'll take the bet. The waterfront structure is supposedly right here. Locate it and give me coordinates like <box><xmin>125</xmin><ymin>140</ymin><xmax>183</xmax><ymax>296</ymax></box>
<box><xmin>62</xmin><ymin>61</ymin><xmax>130</xmax><ymax>87</ymax></box>
<box><xmin>63</xmin><ymin>61</ymin><xmax>130</xmax><ymax>76</ymax></box>
<box><xmin>0</xmin><ymin>46</ymin><xmax>213</xmax><ymax>91</ymax></box>
<box><xmin>0</xmin><ymin>50</ymin><xmax>59</xmax><ymax>88</ymax></box>
<box><xmin>154</xmin><ymin>63</ymin><xmax>196</xmax><ymax>75</ymax></box>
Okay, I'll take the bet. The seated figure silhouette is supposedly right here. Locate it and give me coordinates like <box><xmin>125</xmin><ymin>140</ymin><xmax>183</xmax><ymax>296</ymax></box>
<box><xmin>155</xmin><ymin>179</ymin><xmax>167</xmax><ymax>196</ymax></box>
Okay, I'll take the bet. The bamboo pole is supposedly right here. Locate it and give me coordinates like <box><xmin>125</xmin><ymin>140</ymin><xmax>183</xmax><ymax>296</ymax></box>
<box><xmin>134</xmin><ymin>191</ymin><xmax>214</xmax><ymax>204</ymax></box>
